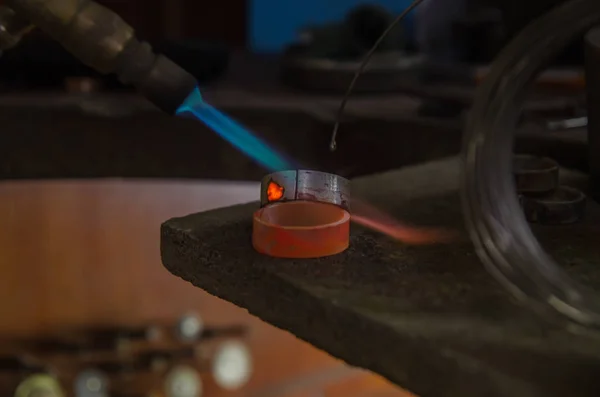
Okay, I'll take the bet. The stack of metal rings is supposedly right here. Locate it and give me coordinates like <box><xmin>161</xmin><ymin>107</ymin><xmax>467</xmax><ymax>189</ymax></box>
<box><xmin>514</xmin><ymin>154</ymin><xmax>586</xmax><ymax>225</ymax></box>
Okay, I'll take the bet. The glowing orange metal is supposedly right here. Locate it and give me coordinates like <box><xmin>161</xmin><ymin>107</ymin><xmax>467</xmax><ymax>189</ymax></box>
<box><xmin>266</xmin><ymin>180</ymin><xmax>285</xmax><ymax>202</ymax></box>
<box><xmin>253</xmin><ymin>201</ymin><xmax>350</xmax><ymax>258</ymax></box>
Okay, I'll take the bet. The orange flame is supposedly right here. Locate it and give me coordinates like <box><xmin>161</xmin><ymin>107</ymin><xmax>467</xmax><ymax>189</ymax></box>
<box><xmin>350</xmin><ymin>198</ymin><xmax>458</xmax><ymax>245</ymax></box>
<box><xmin>266</xmin><ymin>180</ymin><xmax>285</xmax><ymax>202</ymax></box>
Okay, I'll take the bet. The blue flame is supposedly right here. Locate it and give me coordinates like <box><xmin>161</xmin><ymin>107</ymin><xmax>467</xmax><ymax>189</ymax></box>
<box><xmin>176</xmin><ymin>87</ymin><xmax>294</xmax><ymax>172</ymax></box>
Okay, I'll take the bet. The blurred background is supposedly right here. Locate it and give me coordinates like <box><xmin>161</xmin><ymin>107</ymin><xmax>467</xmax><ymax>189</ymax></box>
<box><xmin>0</xmin><ymin>0</ymin><xmax>587</xmax><ymax>396</ymax></box>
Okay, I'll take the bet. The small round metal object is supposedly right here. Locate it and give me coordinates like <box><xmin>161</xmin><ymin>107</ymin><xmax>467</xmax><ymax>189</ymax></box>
<box><xmin>14</xmin><ymin>374</ymin><xmax>64</xmax><ymax>397</ymax></box>
<box><xmin>74</xmin><ymin>369</ymin><xmax>109</xmax><ymax>397</ymax></box>
<box><xmin>212</xmin><ymin>341</ymin><xmax>252</xmax><ymax>390</ymax></box>
<box><xmin>253</xmin><ymin>201</ymin><xmax>350</xmax><ymax>258</ymax></box>
<box><xmin>164</xmin><ymin>366</ymin><xmax>202</xmax><ymax>397</ymax></box>
<box><xmin>176</xmin><ymin>313</ymin><xmax>204</xmax><ymax>341</ymax></box>
<box><xmin>513</xmin><ymin>154</ymin><xmax>559</xmax><ymax>195</ymax></box>
<box><xmin>519</xmin><ymin>185</ymin><xmax>586</xmax><ymax>225</ymax></box>
<box><xmin>260</xmin><ymin>170</ymin><xmax>350</xmax><ymax>211</ymax></box>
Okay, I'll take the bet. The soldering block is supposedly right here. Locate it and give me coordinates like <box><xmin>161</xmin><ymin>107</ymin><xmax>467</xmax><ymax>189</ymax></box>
<box><xmin>161</xmin><ymin>158</ymin><xmax>600</xmax><ymax>397</ymax></box>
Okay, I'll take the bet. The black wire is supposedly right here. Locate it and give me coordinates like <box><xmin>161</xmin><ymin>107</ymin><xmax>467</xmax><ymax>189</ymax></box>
<box><xmin>329</xmin><ymin>0</ymin><xmax>426</xmax><ymax>151</ymax></box>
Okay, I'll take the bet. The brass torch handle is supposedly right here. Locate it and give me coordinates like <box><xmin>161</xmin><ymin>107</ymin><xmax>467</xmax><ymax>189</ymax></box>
<box><xmin>3</xmin><ymin>0</ymin><xmax>198</xmax><ymax>114</ymax></box>
<box><xmin>5</xmin><ymin>0</ymin><xmax>135</xmax><ymax>74</ymax></box>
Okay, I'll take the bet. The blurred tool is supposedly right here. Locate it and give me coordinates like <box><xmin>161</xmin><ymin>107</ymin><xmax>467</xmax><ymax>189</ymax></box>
<box><xmin>201</xmin><ymin>324</ymin><xmax>247</xmax><ymax>339</ymax></box>
<box><xmin>89</xmin><ymin>351</ymin><xmax>203</xmax><ymax>396</ymax></box>
<box><xmin>176</xmin><ymin>313</ymin><xmax>204</xmax><ymax>342</ymax></box>
<box><xmin>26</xmin><ymin>325</ymin><xmax>161</xmax><ymax>355</ymax></box>
<box><xmin>74</xmin><ymin>369</ymin><xmax>109</xmax><ymax>397</ymax></box>
<box><xmin>211</xmin><ymin>340</ymin><xmax>252</xmax><ymax>390</ymax></box>
<box><xmin>0</xmin><ymin>314</ymin><xmax>251</xmax><ymax>397</ymax></box>
<box><xmin>88</xmin><ymin>325</ymin><xmax>163</xmax><ymax>348</ymax></box>
<box><xmin>164</xmin><ymin>365</ymin><xmax>202</xmax><ymax>397</ymax></box>
<box><xmin>0</xmin><ymin>0</ymin><xmax>197</xmax><ymax>114</ymax></box>
<box><xmin>14</xmin><ymin>374</ymin><xmax>64</xmax><ymax>397</ymax></box>
<box><xmin>137</xmin><ymin>348</ymin><xmax>197</xmax><ymax>368</ymax></box>
<box><xmin>175</xmin><ymin>313</ymin><xmax>247</xmax><ymax>341</ymax></box>
<box><xmin>86</xmin><ymin>348</ymin><xmax>198</xmax><ymax>375</ymax></box>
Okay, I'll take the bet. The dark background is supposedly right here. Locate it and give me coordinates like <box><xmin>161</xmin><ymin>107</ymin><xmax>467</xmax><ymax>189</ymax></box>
<box><xmin>93</xmin><ymin>0</ymin><xmax>567</xmax><ymax>49</ymax></box>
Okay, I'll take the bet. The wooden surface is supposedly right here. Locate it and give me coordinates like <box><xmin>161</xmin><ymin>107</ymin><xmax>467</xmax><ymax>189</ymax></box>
<box><xmin>0</xmin><ymin>179</ymin><xmax>411</xmax><ymax>397</ymax></box>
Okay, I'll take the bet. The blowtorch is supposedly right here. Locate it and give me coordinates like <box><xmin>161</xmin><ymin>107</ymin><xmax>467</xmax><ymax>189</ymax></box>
<box><xmin>0</xmin><ymin>0</ymin><xmax>197</xmax><ymax>115</ymax></box>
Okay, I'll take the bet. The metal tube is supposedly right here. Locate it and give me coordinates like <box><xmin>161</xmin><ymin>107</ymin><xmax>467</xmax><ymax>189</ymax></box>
<box><xmin>4</xmin><ymin>0</ymin><xmax>197</xmax><ymax>114</ymax></box>
<box><xmin>6</xmin><ymin>0</ymin><xmax>135</xmax><ymax>73</ymax></box>
<box><xmin>586</xmin><ymin>27</ymin><xmax>600</xmax><ymax>201</ymax></box>
<box><xmin>0</xmin><ymin>5</ymin><xmax>34</xmax><ymax>50</ymax></box>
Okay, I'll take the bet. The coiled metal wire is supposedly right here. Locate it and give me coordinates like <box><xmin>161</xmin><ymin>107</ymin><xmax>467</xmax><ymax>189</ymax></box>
<box><xmin>461</xmin><ymin>0</ymin><xmax>600</xmax><ymax>326</ymax></box>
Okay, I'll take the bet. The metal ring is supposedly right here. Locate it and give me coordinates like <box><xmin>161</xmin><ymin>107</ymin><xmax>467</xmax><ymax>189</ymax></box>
<box><xmin>260</xmin><ymin>170</ymin><xmax>350</xmax><ymax>211</ymax></box>
<box><xmin>513</xmin><ymin>155</ymin><xmax>559</xmax><ymax>195</ymax></box>
<box><xmin>519</xmin><ymin>185</ymin><xmax>586</xmax><ymax>225</ymax></box>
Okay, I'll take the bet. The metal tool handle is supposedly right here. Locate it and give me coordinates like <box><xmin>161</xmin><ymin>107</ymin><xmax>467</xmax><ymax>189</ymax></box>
<box><xmin>2</xmin><ymin>0</ymin><xmax>197</xmax><ymax>114</ymax></box>
<box><xmin>461</xmin><ymin>0</ymin><xmax>600</xmax><ymax>327</ymax></box>
<box><xmin>0</xmin><ymin>5</ymin><xmax>34</xmax><ymax>50</ymax></box>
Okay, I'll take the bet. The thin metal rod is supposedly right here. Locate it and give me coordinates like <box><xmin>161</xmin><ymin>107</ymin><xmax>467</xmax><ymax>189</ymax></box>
<box><xmin>329</xmin><ymin>0</ymin><xmax>426</xmax><ymax>151</ymax></box>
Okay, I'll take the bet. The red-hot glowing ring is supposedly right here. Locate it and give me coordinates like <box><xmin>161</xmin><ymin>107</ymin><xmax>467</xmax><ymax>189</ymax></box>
<box><xmin>252</xmin><ymin>201</ymin><xmax>350</xmax><ymax>259</ymax></box>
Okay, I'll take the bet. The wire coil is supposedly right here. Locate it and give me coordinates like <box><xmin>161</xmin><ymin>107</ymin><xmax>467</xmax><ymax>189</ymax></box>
<box><xmin>461</xmin><ymin>0</ymin><xmax>600</xmax><ymax>326</ymax></box>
